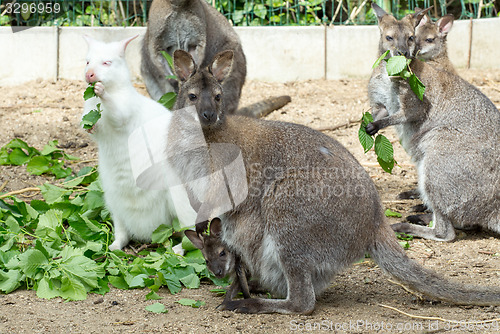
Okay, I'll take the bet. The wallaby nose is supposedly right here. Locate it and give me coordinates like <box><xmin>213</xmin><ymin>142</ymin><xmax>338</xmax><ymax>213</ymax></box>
<box><xmin>202</xmin><ymin>110</ymin><xmax>216</xmax><ymax>123</ymax></box>
<box><xmin>85</xmin><ymin>70</ymin><xmax>96</xmax><ymax>83</ymax></box>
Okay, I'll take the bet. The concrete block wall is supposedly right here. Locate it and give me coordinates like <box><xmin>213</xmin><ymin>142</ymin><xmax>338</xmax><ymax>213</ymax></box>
<box><xmin>0</xmin><ymin>18</ymin><xmax>499</xmax><ymax>86</ymax></box>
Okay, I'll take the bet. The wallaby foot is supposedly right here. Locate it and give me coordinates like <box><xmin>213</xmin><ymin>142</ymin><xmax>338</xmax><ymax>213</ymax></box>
<box><xmin>109</xmin><ymin>220</ymin><xmax>130</xmax><ymax>251</ymax></box>
<box><xmin>391</xmin><ymin>212</ymin><xmax>456</xmax><ymax>241</ymax></box>
<box><xmin>410</xmin><ymin>204</ymin><xmax>428</xmax><ymax>213</ymax></box>
<box><xmin>406</xmin><ymin>213</ymin><xmax>433</xmax><ymax>225</ymax></box>
<box><xmin>220</xmin><ymin>270</ymin><xmax>316</xmax><ymax>314</ymax></box>
<box><xmin>397</xmin><ymin>188</ymin><xmax>420</xmax><ymax>200</ymax></box>
<box><xmin>221</xmin><ymin>295</ymin><xmax>315</xmax><ymax>315</ymax></box>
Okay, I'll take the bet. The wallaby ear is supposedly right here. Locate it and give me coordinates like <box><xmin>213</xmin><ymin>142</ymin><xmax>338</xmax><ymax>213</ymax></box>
<box><xmin>184</xmin><ymin>230</ymin><xmax>205</xmax><ymax>250</ymax></box>
<box><xmin>416</xmin><ymin>14</ymin><xmax>430</xmax><ymax>29</ymax></box>
<box><xmin>436</xmin><ymin>15</ymin><xmax>454</xmax><ymax>36</ymax></box>
<box><xmin>173</xmin><ymin>49</ymin><xmax>196</xmax><ymax>82</ymax></box>
<box><xmin>371</xmin><ymin>3</ymin><xmax>388</xmax><ymax>22</ymax></box>
<box><xmin>209</xmin><ymin>51</ymin><xmax>234</xmax><ymax>83</ymax></box>
<box><xmin>209</xmin><ymin>218</ymin><xmax>222</xmax><ymax>236</ymax></box>
<box><xmin>83</xmin><ymin>34</ymin><xmax>96</xmax><ymax>46</ymax></box>
<box><xmin>413</xmin><ymin>6</ymin><xmax>433</xmax><ymax>27</ymax></box>
<box><xmin>118</xmin><ymin>34</ymin><xmax>139</xmax><ymax>56</ymax></box>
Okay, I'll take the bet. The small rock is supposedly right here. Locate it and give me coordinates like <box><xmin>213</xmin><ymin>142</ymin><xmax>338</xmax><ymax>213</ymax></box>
<box><xmin>94</xmin><ymin>297</ymin><xmax>104</xmax><ymax>305</ymax></box>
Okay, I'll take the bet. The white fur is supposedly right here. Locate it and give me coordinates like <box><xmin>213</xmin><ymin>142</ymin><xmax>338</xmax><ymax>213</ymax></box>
<box><xmin>82</xmin><ymin>36</ymin><xmax>196</xmax><ymax>251</ymax></box>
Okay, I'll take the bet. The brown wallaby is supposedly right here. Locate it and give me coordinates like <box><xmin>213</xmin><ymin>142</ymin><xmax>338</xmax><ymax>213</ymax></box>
<box><xmin>167</xmin><ymin>49</ymin><xmax>500</xmax><ymax>314</ymax></box>
<box><xmin>184</xmin><ymin>219</ymin><xmax>251</xmax><ymax>305</ymax></box>
<box><xmin>141</xmin><ymin>0</ymin><xmax>290</xmax><ymax>117</ymax></box>
<box><xmin>367</xmin><ymin>4</ymin><xmax>429</xmax><ymax>151</ymax></box>
<box><xmin>366</xmin><ymin>16</ymin><xmax>500</xmax><ymax>241</ymax></box>
<box><xmin>415</xmin><ymin>13</ymin><xmax>456</xmax><ymax>73</ymax></box>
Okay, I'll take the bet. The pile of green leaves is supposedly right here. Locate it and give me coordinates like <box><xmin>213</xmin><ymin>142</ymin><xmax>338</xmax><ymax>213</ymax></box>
<box><xmin>0</xmin><ymin>139</ymin><xmax>78</xmax><ymax>179</ymax></box>
<box><xmin>358</xmin><ymin>112</ymin><xmax>397</xmax><ymax>173</ymax></box>
<box><xmin>0</xmin><ymin>144</ymin><xmax>225</xmax><ymax>302</ymax></box>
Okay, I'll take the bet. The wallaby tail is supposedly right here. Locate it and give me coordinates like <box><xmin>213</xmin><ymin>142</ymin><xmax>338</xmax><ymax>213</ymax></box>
<box><xmin>370</xmin><ymin>223</ymin><xmax>500</xmax><ymax>306</ymax></box>
<box><xmin>236</xmin><ymin>95</ymin><xmax>291</xmax><ymax>118</ymax></box>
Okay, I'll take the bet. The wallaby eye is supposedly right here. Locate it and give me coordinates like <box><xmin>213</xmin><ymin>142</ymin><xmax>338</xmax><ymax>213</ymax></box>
<box><xmin>385</xmin><ymin>35</ymin><xmax>393</xmax><ymax>41</ymax></box>
<box><xmin>214</xmin><ymin>94</ymin><xmax>221</xmax><ymax>102</ymax></box>
<box><xmin>219</xmin><ymin>250</ymin><xmax>226</xmax><ymax>257</ymax></box>
<box><xmin>86</xmin><ymin>61</ymin><xmax>89</xmax><ymax>65</ymax></box>
<box><xmin>188</xmin><ymin>94</ymin><xmax>197</xmax><ymax>101</ymax></box>
<box><xmin>103</xmin><ymin>61</ymin><xmax>112</xmax><ymax>66</ymax></box>
<box><xmin>408</xmin><ymin>36</ymin><xmax>415</xmax><ymax>42</ymax></box>
<box><xmin>425</xmin><ymin>38</ymin><xmax>435</xmax><ymax>43</ymax></box>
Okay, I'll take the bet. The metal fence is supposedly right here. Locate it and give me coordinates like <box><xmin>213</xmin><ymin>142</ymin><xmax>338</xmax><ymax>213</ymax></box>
<box><xmin>0</xmin><ymin>0</ymin><xmax>498</xmax><ymax>27</ymax></box>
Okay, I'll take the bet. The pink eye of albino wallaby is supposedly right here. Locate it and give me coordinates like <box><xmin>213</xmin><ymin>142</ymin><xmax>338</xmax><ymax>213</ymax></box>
<box><xmin>103</xmin><ymin>61</ymin><xmax>112</xmax><ymax>66</ymax></box>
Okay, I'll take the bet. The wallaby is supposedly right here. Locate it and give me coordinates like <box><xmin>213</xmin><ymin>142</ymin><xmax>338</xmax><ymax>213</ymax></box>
<box><xmin>82</xmin><ymin>35</ymin><xmax>196</xmax><ymax>252</ymax></box>
<box><xmin>141</xmin><ymin>0</ymin><xmax>290</xmax><ymax>117</ymax></box>
<box><xmin>415</xmin><ymin>14</ymin><xmax>456</xmax><ymax>74</ymax></box>
<box><xmin>184</xmin><ymin>219</ymin><xmax>251</xmax><ymax>305</ymax></box>
<box><xmin>396</xmin><ymin>13</ymin><xmax>456</xmax><ymax>209</ymax></box>
<box><xmin>166</xmin><ymin>49</ymin><xmax>500</xmax><ymax>314</ymax></box>
<box><xmin>367</xmin><ymin>4</ymin><xmax>430</xmax><ymax>152</ymax></box>
<box><xmin>366</xmin><ymin>18</ymin><xmax>500</xmax><ymax>241</ymax></box>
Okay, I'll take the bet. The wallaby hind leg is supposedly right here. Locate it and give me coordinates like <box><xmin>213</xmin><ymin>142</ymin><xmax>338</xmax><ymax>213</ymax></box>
<box><xmin>406</xmin><ymin>213</ymin><xmax>433</xmax><ymax>225</ymax></box>
<box><xmin>222</xmin><ymin>267</ymin><xmax>316</xmax><ymax>314</ymax></box>
<box><xmin>391</xmin><ymin>211</ymin><xmax>456</xmax><ymax>241</ymax></box>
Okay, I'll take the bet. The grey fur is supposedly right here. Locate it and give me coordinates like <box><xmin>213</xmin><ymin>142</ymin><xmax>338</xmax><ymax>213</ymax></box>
<box><xmin>141</xmin><ymin>0</ymin><xmax>290</xmax><ymax>117</ymax></box>
<box><xmin>367</xmin><ymin>15</ymin><xmax>500</xmax><ymax>241</ymax></box>
<box><xmin>168</xmin><ymin>49</ymin><xmax>500</xmax><ymax>314</ymax></box>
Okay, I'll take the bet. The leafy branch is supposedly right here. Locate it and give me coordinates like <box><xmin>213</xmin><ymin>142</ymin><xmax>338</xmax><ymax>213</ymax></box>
<box><xmin>81</xmin><ymin>83</ymin><xmax>102</xmax><ymax>132</ymax></box>
<box><xmin>358</xmin><ymin>112</ymin><xmax>397</xmax><ymax>173</ymax></box>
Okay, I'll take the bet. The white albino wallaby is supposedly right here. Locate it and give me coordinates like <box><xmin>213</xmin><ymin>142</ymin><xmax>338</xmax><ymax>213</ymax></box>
<box><xmin>82</xmin><ymin>35</ymin><xmax>195</xmax><ymax>251</ymax></box>
<box><xmin>167</xmin><ymin>49</ymin><xmax>500</xmax><ymax>314</ymax></box>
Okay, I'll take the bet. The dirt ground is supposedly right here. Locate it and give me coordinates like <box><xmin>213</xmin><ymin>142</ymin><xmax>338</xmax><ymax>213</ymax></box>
<box><xmin>0</xmin><ymin>69</ymin><xmax>499</xmax><ymax>333</ymax></box>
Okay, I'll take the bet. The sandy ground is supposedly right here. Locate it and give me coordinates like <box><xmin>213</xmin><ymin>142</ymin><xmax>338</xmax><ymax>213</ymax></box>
<box><xmin>0</xmin><ymin>69</ymin><xmax>499</xmax><ymax>333</ymax></box>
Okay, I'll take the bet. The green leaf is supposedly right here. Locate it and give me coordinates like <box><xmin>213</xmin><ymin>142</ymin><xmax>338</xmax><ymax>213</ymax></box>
<box><xmin>179</xmin><ymin>273</ymin><xmax>200</xmax><ymax>289</ymax></box>
<box><xmin>160</xmin><ymin>51</ymin><xmax>174</xmax><ymax>71</ymax></box>
<box><xmin>108</xmin><ymin>276</ymin><xmax>129</xmax><ymax>289</ymax></box>
<box><xmin>36</xmin><ymin>209</ymin><xmax>63</xmax><ymax>240</ymax></box>
<box><xmin>8</xmin><ymin>148</ymin><xmax>30</xmax><ymax>165</ymax></box>
<box><xmin>128</xmin><ymin>274</ymin><xmax>148</xmax><ymax>288</ymax></box>
<box><xmin>358</xmin><ymin>126</ymin><xmax>374</xmax><ymax>153</ymax></box>
<box><xmin>374</xmin><ymin>135</ymin><xmax>394</xmax><ymax>163</ymax></box>
<box><xmin>176</xmin><ymin>298</ymin><xmax>205</xmax><ymax>308</ymax></box>
<box><xmin>409</xmin><ymin>74</ymin><xmax>425</xmax><ymax>101</ymax></box>
<box><xmin>377</xmin><ymin>156</ymin><xmax>396</xmax><ymax>174</ymax></box>
<box><xmin>59</xmin><ymin>276</ymin><xmax>87</xmax><ymax>301</ymax></box>
<box><xmin>26</xmin><ymin>156</ymin><xmax>51</xmax><ymax>175</ymax></box>
<box><xmin>181</xmin><ymin>236</ymin><xmax>197</xmax><ymax>252</ymax></box>
<box><xmin>384</xmin><ymin>209</ymin><xmax>402</xmax><ymax>218</ymax></box>
<box><xmin>165</xmin><ymin>75</ymin><xmax>178</xmax><ymax>80</ymax></box>
<box><xmin>145</xmin><ymin>290</ymin><xmax>163</xmax><ymax>300</ymax></box>
<box><xmin>40</xmin><ymin>183</ymin><xmax>69</xmax><ymax>204</ymax></box>
<box><xmin>83</xmin><ymin>83</ymin><xmax>96</xmax><ymax>100</ymax></box>
<box><xmin>40</xmin><ymin>140</ymin><xmax>61</xmax><ymax>156</ymax></box>
<box><xmin>0</xmin><ymin>269</ymin><xmax>22</xmax><ymax>293</ymax></box>
<box><xmin>18</xmin><ymin>249</ymin><xmax>49</xmax><ymax>278</ymax></box>
<box><xmin>372</xmin><ymin>50</ymin><xmax>390</xmax><ymax>69</ymax></box>
<box><xmin>36</xmin><ymin>277</ymin><xmax>59</xmax><ymax>299</ymax></box>
<box><xmin>158</xmin><ymin>92</ymin><xmax>177</xmax><ymax>110</ymax></box>
<box><xmin>145</xmin><ymin>302</ymin><xmax>168</xmax><ymax>313</ymax></box>
<box><xmin>386</xmin><ymin>56</ymin><xmax>407</xmax><ymax>76</ymax></box>
<box><xmin>151</xmin><ymin>225</ymin><xmax>173</xmax><ymax>244</ymax></box>
<box><xmin>81</xmin><ymin>107</ymin><xmax>102</xmax><ymax>130</ymax></box>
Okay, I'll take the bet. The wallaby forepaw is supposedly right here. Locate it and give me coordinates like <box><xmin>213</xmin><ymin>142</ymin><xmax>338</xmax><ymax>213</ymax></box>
<box><xmin>94</xmin><ymin>82</ymin><xmax>105</xmax><ymax>96</ymax></box>
<box><xmin>365</xmin><ymin>123</ymin><xmax>379</xmax><ymax>136</ymax></box>
<box><xmin>109</xmin><ymin>241</ymin><xmax>122</xmax><ymax>251</ymax></box>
